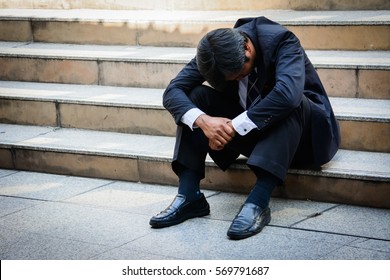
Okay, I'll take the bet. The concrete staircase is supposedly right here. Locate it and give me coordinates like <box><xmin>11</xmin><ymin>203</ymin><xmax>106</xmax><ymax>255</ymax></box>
<box><xmin>0</xmin><ymin>1</ymin><xmax>389</xmax><ymax>208</ymax></box>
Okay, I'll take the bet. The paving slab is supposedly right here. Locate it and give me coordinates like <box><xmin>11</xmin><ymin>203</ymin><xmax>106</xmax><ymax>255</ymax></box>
<box><xmin>0</xmin><ymin>226</ymin><xmax>111</xmax><ymax>260</ymax></box>
<box><xmin>319</xmin><ymin>244</ymin><xmax>390</xmax><ymax>260</ymax></box>
<box><xmin>0</xmin><ymin>169</ymin><xmax>18</xmax><ymax>178</ymax></box>
<box><xmin>65</xmin><ymin>180</ymin><xmax>217</xmax><ymax>215</ymax></box>
<box><xmin>0</xmin><ymin>170</ymin><xmax>113</xmax><ymax>201</ymax></box>
<box><xmin>0</xmin><ymin>201</ymin><xmax>152</xmax><ymax>247</ymax></box>
<box><xmin>205</xmin><ymin>192</ymin><xmax>338</xmax><ymax>227</ymax></box>
<box><xmin>269</xmin><ymin>198</ymin><xmax>338</xmax><ymax>227</ymax></box>
<box><xmin>0</xmin><ymin>169</ymin><xmax>389</xmax><ymax>260</ymax></box>
<box><xmin>0</xmin><ymin>195</ymin><xmax>42</xmax><ymax>217</ymax></box>
<box><xmin>348</xmin><ymin>238</ymin><xmax>390</xmax><ymax>253</ymax></box>
<box><xmin>295</xmin><ymin>205</ymin><xmax>390</xmax><ymax>240</ymax></box>
<box><xmin>92</xmin><ymin>247</ymin><xmax>177</xmax><ymax>260</ymax></box>
<box><xmin>120</xmin><ymin>219</ymin><xmax>358</xmax><ymax>260</ymax></box>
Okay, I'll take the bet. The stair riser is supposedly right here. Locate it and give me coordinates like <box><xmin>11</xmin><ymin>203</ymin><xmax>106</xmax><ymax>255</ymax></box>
<box><xmin>1</xmin><ymin>147</ymin><xmax>388</xmax><ymax>208</ymax></box>
<box><xmin>1</xmin><ymin>20</ymin><xmax>389</xmax><ymax>51</ymax></box>
<box><xmin>0</xmin><ymin>57</ymin><xmax>182</xmax><ymax>88</ymax></box>
<box><xmin>0</xmin><ymin>57</ymin><xmax>99</xmax><ymax>85</ymax></box>
<box><xmin>1</xmin><ymin>0</ymin><xmax>389</xmax><ymax>10</ymax></box>
<box><xmin>0</xmin><ymin>21</ymin><xmax>32</xmax><ymax>41</ymax></box>
<box><xmin>1</xmin><ymin>57</ymin><xmax>388</xmax><ymax>99</ymax></box>
<box><xmin>0</xmin><ymin>99</ymin><xmax>176</xmax><ymax>135</ymax></box>
<box><xmin>339</xmin><ymin>121</ymin><xmax>390</xmax><ymax>153</ymax></box>
<box><xmin>0</xmin><ymin>99</ymin><xmax>388</xmax><ymax>152</ymax></box>
<box><xmin>288</xmin><ymin>25</ymin><xmax>390</xmax><ymax>51</ymax></box>
<box><xmin>317</xmin><ymin>69</ymin><xmax>390</xmax><ymax>100</ymax></box>
<box><xmin>59</xmin><ymin>103</ymin><xmax>176</xmax><ymax>136</ymax></box>
<box><xmin>0</xmin><ymin>99</ymin><xmax>57</xmax><ymax>127</ymax></box>
<box><xmin>0</xmin><ymin>148</ymin><xmax>140</xmax><ymax>182</ymax></box>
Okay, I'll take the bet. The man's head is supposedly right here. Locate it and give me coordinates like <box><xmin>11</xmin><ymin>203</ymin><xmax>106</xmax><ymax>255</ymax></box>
<box><xmin>196</xmin><ymin>28</ymin><xmax>256</xmax><ymax>90</ymax></box>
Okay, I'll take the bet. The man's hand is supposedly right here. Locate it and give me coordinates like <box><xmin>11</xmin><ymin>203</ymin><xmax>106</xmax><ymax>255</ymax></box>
<box><xmin>195</xmin><ymin>114</ymin><xmax>236</xmax><ymax>151</ymax></box>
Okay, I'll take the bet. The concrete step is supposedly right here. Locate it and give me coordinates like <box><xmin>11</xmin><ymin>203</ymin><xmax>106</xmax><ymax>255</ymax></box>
<box><xmin>1</xmin><ymin>0</ymin><xmax>389</xmax><ymax>11</ymax></box>
<box><xmin>0</xmin><ymin>81</ymin><xmax>389</xmax><ymax>153</ymax></box>
<box><xmin>0</xmin><ymin>42</ymin><xmax>389</xmax><ymax>99</ymax></box>
<box><xmin>0</xmin><ymin>9</ymin><xmax>389</xmax><ymax>50</ymax></box>
<box><xmin>0</xmin><ymin>123</ymin><xmax>388</xmax><ymax>208</ymax></box>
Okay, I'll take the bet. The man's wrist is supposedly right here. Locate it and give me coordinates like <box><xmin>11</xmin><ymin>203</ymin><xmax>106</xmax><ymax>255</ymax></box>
<box><xmin>181</xmin><ymin>108</ymin><xmax>205</xmax><ymax>129</ymax></box>
<box><xmin>194</xmin><ymin>113</ymin><xmax>208</xmax><ymax>129</ymax></box>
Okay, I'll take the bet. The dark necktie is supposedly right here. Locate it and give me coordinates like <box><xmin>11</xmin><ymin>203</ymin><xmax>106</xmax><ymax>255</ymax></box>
<box><xmin>246</xmin><ymin>70</ymin><xmax>260</xmax><ymax>109</ymax></box>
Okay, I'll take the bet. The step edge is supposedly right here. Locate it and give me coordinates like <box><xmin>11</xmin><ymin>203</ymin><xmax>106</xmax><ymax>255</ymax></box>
<box><xmin>0</xmin><ymin>130</ymin><xmax>388</xmax><ymax>182</ymax></box>
<box><xmin>0</xmin><ymin>83</ymin><xmax>389</xmax><ymax>121</ymax></box>
<box><xmin>0</xmin><ymin>53</ymin><xmax>389</xmax><ymax>70</ymax></box>
<box><xmin>1</xmin><ymin>9</ymin><xmax>389</xmax><ymax>25</ymax></box>
<box><xmin>1</xmin><ymin>95</ymin><xmax>389</xmax><ymax>122</ymax></box>
<box><xmin>10</xmin><ymin>143</ymin><xmax>390</xmax><ymax>182</ymax></box>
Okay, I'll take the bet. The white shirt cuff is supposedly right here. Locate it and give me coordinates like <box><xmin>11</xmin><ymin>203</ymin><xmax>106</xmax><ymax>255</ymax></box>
<box><xmin>180</xmin><ymin>108</ymin><xmax>205</xmax><ymax>130</ymax></box>
<box><xmin>232</xmin><ymin>111</ymin><xmax>258</xmax><ymax>135</ymax></box>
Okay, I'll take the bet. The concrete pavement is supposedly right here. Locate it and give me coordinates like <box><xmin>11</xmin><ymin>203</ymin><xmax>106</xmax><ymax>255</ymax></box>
<box><xmin>0</xmin><ymin>168</ymin><xmax>389</xmax><ymax>260</ymax></box>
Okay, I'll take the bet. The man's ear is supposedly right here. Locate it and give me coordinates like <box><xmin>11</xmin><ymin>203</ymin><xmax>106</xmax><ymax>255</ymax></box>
<box><xmin>244</xmin><ymin>41</ymin><xmax>254</xmax><ymax>56</ymax></box>
<box><xmin>244</xmin><ymin>41</ymin><xmax>250</xmax><ymax>51</ymax></box>
<box><xmin>244</xmin><ymin>44</ymin><xmax>252</xmax><ymax>61</ymax></box>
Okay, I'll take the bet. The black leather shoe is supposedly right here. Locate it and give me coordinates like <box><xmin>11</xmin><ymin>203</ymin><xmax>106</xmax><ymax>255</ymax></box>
<box><xmin>227</xmin><ymin>203</ymin><xmax>271</xmax><ymax>240</ymax></box>
<box><xmin>149</xmin><ymin>194</ymin><xmax>210</xmax><ymax>228</ymax></box>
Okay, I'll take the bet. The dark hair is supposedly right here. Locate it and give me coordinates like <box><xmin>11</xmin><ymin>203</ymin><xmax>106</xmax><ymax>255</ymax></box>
<box><xmin>196</xmin><ymin>28</ymin><xmax>248</xmax><ymax>89</ymax></box>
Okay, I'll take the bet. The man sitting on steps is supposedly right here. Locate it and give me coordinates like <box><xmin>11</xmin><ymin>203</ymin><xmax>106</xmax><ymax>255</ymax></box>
<box><xmin>149</xmin><ymin>16</ymin><xmax>340</xmax><ymax>240</ymax></box>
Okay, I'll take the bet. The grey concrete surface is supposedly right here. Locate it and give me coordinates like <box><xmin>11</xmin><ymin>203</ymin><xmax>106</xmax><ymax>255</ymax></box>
<box><xmin>1</xmin><ymin>81</ymin><xmax>389</xmax><ymax>121</ymax></box>
<box><xmin>0</xmin><ymin>169</ymin><xmax>389</xmax><ymax>260</ymax></box>
<box><xmin>1</xmin><ymin>123</ymin><xmax>389</xmax><ymax>181</ymax></box>
<box><xmin>1</xmin><ymin>42</ymin><xmax>389</xmax><ymax>69</ymax></box>
<box><xmin>0</xmin><ymin>9</ymin><xmax>388</xmax><ymax>25</ymax></box>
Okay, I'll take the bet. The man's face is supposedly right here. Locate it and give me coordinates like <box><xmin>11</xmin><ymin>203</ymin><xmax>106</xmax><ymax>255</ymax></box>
<box><xmin>225</xmin><ymin>59</ymin><xmax>254</xmax><ymax>81</ymax></box>
<box><xmin>225</xmin><ymin>40</ymin><xmax>256</xmax><ymax>81</ymax></box>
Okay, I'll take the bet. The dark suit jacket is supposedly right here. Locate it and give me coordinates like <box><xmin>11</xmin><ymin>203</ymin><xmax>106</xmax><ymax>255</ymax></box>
<box><xmin>163</xmin><ymin>16</ymin><xmax>340</xmax><ymax>167</ymax></box>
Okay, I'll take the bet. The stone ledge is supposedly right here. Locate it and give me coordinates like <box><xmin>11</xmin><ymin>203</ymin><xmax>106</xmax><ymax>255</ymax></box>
<box><xmin>1</xmin><ymin>81</ymin><xmax>389</xmax><ymax>122</ymax></box>
<box><xmin>0</xmin><ymin>124</ymin><xmax>388</xmax><ymax>183</ymax></box>
<box><xmin>1</xmin><ymin>43</ymin><xmax>389</xmax><ymax>70</ymax></box>
<box><xmin>0</xmin><ymin>9</ymin><xmax>389</xmax><ymax>25</ymax></box>
<box><xmin>1</xmin><ymin>0</ymin><xmax>389</xmax><ymax>11</ymax></box>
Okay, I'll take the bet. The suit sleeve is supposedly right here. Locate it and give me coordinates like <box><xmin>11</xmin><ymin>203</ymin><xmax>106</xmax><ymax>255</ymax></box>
<box><xmin>247</xmin><ymin>31</ymin><xmax>305</xmax><ymax>131</ymax></box>
<box><xmin>162</xmin><ymin>57</ymin><xmax>205</xmax><ymax>125</ymax></box>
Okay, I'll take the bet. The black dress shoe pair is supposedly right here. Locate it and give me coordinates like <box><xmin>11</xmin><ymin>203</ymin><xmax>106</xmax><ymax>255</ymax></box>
<box><xmin>149</xmin><ymin>193</ymin><xmax>210</xmax><ymax>228</ymax></box>
<box><xmin>150</xmin><ymin>196</ymin><xmax>270</xmax><ymax>240</ymax></box>
<box><xmin>227</xmin><ymin>203</ymin><xmax>271</xmax><ymax>240</ymax></box>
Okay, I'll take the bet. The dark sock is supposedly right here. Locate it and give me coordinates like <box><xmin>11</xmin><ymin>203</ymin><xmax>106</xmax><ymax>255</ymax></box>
<box><xmin>178</xmin><ymin>168</ymin><xmax>202</xmax><ymax>202</ymax></box>
<box><xmin>245</xmin><ymin>168</ymin><xmax>279</xmax><ymax>209</ymax></box>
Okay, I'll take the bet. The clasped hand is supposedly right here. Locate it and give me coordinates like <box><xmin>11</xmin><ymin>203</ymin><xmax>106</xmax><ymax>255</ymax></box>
<box><xmin>195</xmin><ymin>114</ymin><xmax>236</xmax><ymax>151</ymax></box>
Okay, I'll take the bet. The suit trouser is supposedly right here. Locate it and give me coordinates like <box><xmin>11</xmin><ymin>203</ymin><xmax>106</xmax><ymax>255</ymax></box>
<box><xmin>172</xmin><ymin>85</ymin><xmax>314</xmax><ymax>182</ymax></box>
